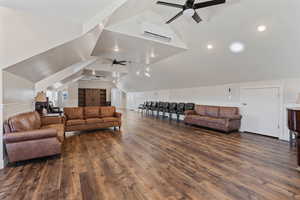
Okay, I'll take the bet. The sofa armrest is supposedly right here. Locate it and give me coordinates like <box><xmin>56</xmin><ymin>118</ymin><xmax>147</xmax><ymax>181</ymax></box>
<box><xmin>184</xmin><ymin>110</ymin><xmax>196</xmax><ymax>115</ymax></box>
<box><xmin>41</xmin><ymin>116</ymin><xmax>64</xmax><ymax>126</ymax></box>
<box><xmin>114</xmin><ymin>112</ymin><xmax>122</xmax><ymax>118</ymax></box>
<box><xmin>4</xmin><ymin>128</ymin><xmax>57</xmax><ymax>144</ymax></box>
<box><xmin>226</xmin><ymin>115</ymin><xmax>242</xmax><ymax>120</ymax></box>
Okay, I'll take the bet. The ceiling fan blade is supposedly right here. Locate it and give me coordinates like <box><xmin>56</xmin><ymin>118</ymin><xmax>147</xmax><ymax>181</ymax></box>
<box><xmin>193</xmin><ymin>0</ymin><xmax>226</xmax><ymax>9</ymax></box>
<box><xmin>166</xmin><ymin>10</ymin><xmax>183</xmax><ymax>24</ymax></box>
<box><xmin>118</xmin><ymin>61</ymin><xmax>127</xmax><ymax>63</ymax></box>
<box><xmin>192</xmin><ymin>12</ymin><xmax>202</xmax><ymax>23</ymax></box>
<box><xmin>156</xmin><ymin>1</ymin><xmax>184</xmax><ymax>9</ymax></box>
<box><xmin>119</xmin><ymin>63</ymin><xmax>126</xmax><ymax>66</ymax></box>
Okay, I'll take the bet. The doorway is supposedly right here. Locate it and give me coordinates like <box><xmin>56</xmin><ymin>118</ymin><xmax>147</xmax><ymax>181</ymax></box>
<box><xmin>240</xmin><ymin>87</ymin><xmax>281</xmax><ymax>137</ymax></box>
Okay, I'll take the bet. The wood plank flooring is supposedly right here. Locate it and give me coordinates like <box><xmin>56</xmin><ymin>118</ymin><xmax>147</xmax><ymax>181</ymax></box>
<box><xmin>1</xmin><ymin>110</ymin><xmax>300</xmax><ymax>200</ymax></box>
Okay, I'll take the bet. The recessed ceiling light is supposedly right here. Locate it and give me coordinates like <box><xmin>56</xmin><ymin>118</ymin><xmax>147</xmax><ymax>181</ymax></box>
<box><xmin>257</xmin><ymin>25</ymin><xmax>267</xmax><ymax>32</ymax></box>
<box><xmin>150</xmin><ymin>52</ymin><xmax>155</xmax><ymax>58</ymax></box>
<box><xmin>229</xmin><ymin>42</ymin><xmax>245</xmax><ymax>53</ymax></box>
<box><xmin>145</xmin><ymin>67</ymin><xmax>150</xmax><ymax>72</ymax></box>
<box><xmin>136</xmin><ymin>71</ymin><xmax>140</xmax><ymax>76</ymax></box>
<box><xmin>113</xmin><ymin>46</ymin><xmax>119</xmax><ymax>52</ymax></box>
<box><xmin>145</xmin><ymin>72</ymin><xmax>151</xmax><ymax>78</ymax></box>
<box><xmin>207</xmin><ymin>44</ymin><xmax>213</xmax><ymax>50</ymax></box>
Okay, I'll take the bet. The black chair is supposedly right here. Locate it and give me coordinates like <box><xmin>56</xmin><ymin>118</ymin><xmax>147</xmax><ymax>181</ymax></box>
<box><xmin>162</xmin><ymin>102</ymin><xmax>170</xmax><ymax>118</ymax></box>
<box><xmin>150</xmin><ymin>102</ymin><xmax>158</xmax><ymax>116</ymax></box>
<box><xmin>145</xmin><ymin>101</ymin><xmax>151</xmax><ymax>114</ymax></box>
<box><xmin>185</xmin><ymin>103</ymin><xmax>195</xmax><ymax>112</ymax></box>
<box><xmin>47</xmin><ymin>101</ymin><xmax>63</xmax><ymax>115</ymax></box>
<box><xmin>176</xmin><ymin>103</ymin><xmax>186</xmax><ymax>122</ymax></box>
<box><xmin>169</xmin><ymin>102</ymin><xmax>178</xmax><ymax>120</ymax></box>
<box><xmin>138</xmin><ymin>102</ymin><xmax>146</xmax><ymax>112</ymax></box>
<box><xmin>157</xmin><ymin>102</ymin><xmax>164</xmax><ymax>117</ymax></box>
<box><xmin>148</xmin><ymin>102</ymin><xmax>154</xmax><ymax>115</ymax></box>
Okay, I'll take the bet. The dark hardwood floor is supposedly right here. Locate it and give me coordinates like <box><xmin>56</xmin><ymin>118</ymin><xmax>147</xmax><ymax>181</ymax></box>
<box><xmin>1</xmin><ymin>110</ymin><xmax>300</xmax><ymax>200</ymax></box>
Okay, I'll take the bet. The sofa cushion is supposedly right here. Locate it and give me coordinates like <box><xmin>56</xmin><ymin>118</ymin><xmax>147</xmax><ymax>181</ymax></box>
<box><xmin>102</xmin><ymin>117</ymin><xmax>120</xmax><ymax>123</ymax></box>
<box><xmin>186</xmin><ymin>115</ymin><xmax>227</xmax><ymax>126</ymax></box>
<box><xmin>85</xmin><ymin>118</ymin><xmax>104</xmax><ymax>124</ymax></box>
<box><xmin>64</xmin><ymin>107</ymin><xmax>84</xmax><ymax>120</ymax></box>
<box><xmin>195</xmin><ymin>105</ymin><xmax>206</xmax><ymax>116</ymax></box>
<box><xmin>205</xmin><ymin>106</ymin><xmax>219</xmax><ymax>118</ymax></box>
<box><xmin>8</xmin><ymin>111</ymin><xmax>41</xmax><ymax>132</ymax></box>
<box><xmin>219</xmin><ymin>107</ymin><xmax>238</xmax><ymax>118</ymax></box>
<box><xmin>84</xmin><ymin>107</ymin><xmax>100</xmax><ymax>119</ymax></box>
<box><xmin>66</xmin><ymin>119</ymin><xmax>85</xmax><ymax>126</ymax></box>
<box><xmin>100</xmin><ymin>107</ymin><xmax>116</xmax><ymax>117</ymax></box>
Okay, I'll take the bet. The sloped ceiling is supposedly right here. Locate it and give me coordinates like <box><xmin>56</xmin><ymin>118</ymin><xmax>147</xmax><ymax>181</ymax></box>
<box><xmin>107</xmin><ymin>0</ymin><xmax>300</xmax><ymax>92</ymax></box>
<box><xmin>0</xmin><ymin>0</ymin><xmax>127</xmax><ymax>69</ymax></box>
<box><xmin>4</xmin><ymin>26</ymin><xmax>102</xmax><ymax>82</ymax></box>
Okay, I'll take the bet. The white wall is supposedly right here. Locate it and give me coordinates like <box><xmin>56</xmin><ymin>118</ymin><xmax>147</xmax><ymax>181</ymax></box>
<box><xmin>78</xmin><ymin>80</ymin><xmax>115</xmax><ymax>102</ymax></box>
<box><xmin>65</xmin><ymin>82</ymin><xmax>79</xmax><ymax>107</ymax></box>
<box><xmin>111</xmin><ymin>88</ymin><xmax>127</xmax><ymax>109</ymax></box>
<box><xmin>127</xmin><ymin>78</ymin><xmax>300</xmax><ymax>141</ymax></box>
<box><xmin>1</xmin><ymin>71</ymin><xmax>35</xmax><ymax>168</ymax></box>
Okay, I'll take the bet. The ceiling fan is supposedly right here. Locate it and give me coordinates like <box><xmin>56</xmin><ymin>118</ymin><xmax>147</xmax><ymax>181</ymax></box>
<box><xmin>156</xmin><ymin>0</ymin><xmax>226</xmax><ymax>24</ymax></box>
<box><xmin>105</xmin><ymin>58</ymin><xmax>131</xmax><ymax>66</ymax></box>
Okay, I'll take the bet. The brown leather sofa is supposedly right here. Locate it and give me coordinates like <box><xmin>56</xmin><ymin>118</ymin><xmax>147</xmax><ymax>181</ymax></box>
<box><xmin>184</xmin><ymin>105</ymin><xmax>242</xmax><ymax>132</ymax></box>
<box><xmin>64</xmin><ymin>106</ymin><xmax>122</xmax><ymax>132</ymax></box>
<box><xmin>3</xmin><ymin>111</ymin><xmax>64</xmax><ymax>163</ymax></box>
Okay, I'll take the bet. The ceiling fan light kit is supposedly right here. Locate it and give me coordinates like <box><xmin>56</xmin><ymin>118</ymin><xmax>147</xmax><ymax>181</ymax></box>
<box><xmin>183</xmin><ymin>8</ymin><xmax>195</xmax><ymax>17</ymax></box>
<box><xmin>156</xmin><ymin>0</ymin><xmax>226</xmax><ymax>24</ymax></box>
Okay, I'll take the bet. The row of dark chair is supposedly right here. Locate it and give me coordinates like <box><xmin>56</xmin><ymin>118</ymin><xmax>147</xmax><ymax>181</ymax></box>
<box><xmin>138</xmin><ymin>101</ymin><xmax>195</xmax><ymax>121</ymax></box>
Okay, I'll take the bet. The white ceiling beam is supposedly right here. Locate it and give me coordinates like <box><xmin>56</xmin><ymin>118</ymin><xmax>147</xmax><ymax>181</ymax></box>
<box><xmin>35</xmin><ymin>58</ymin><xmax>98</xmax><ymax>92</ymax></box>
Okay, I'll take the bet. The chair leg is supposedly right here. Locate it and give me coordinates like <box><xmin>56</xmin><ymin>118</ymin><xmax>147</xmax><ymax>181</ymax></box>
<box><xmin>177</xmin><ymin>114</ymin><xmax>180</xmax><ymax>122</ymax></box>
<box><xmin>290</xmin><ymin>131</ymin><xmax>293</xmax><ymax>147</ymax></box>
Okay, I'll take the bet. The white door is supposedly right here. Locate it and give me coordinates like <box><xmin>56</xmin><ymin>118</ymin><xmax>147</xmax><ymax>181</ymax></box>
<box><xmin>240</xmin><ymin>87</ymin><xmax>280</xmax><ymax>137</ymax></box>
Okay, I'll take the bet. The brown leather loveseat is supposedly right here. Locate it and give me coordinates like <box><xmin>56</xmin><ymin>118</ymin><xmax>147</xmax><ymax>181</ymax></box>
<box><xmin>3</xmin><ymin>111</ymin><xmax>64</xmax><ymax>163</ymax></box>
<box><xmin>64</xmin><ymin>106</ymin><xmax>122</xmax><ymax>132</ymax></box>
<box><xmin>184</xmin><ymin>105</ymin><xmax>242</xmax><ymax>133</ymax></box>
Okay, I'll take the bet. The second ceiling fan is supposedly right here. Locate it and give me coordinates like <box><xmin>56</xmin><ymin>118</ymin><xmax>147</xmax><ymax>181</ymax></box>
<box><xmin>157</xmin><ymin>0</ymin><xmax>226</xmax><ymax>24</ymax></box>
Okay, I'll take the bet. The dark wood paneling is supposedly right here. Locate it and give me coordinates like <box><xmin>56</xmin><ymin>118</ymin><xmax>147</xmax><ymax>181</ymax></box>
<box><xmin>1</xmin><ymin>111</ymin><xmax>300</xmax><ymax>200</ymax></box>
<box><xmin>78</xmin><ymin>88</ymin><xmax>106</xmax><ymax>107</ymax></box>
<box><xmin>78</xmin><ymin>88</ymin><xmax>86</xmax><ymax>107</ymax></box>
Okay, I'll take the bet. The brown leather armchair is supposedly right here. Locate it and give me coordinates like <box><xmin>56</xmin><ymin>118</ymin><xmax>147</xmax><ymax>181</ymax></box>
<box><xmin>3</xmin><ymin>111</ymin><xmax>63</xmax><ymax>163</ymax></box>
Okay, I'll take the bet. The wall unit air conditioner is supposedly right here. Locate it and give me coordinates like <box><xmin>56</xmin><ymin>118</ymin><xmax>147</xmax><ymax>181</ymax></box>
<box><xmin>141</xmin><ymin>22</ymin><xmax>173</xmax><ymax>42</ymax></box>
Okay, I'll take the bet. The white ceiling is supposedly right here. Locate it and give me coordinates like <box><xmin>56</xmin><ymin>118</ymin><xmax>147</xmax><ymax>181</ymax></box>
<box><xmin>107</xmin><ymin>0</ymin><xmax>300</xmax><ymax>92</ymax></box>
<box><xmin>4</xmin><ymin>26</ymin><xmax>102</xmax><ymax>82</ymax></box>
<box><xmin>0</xmin><ymin>0</ymin><xmax>122</xmax><ymax>24</ymax></box>
<box><xmin>92</xmin><ymin>29</ymin><xmax>186</xmax><ymax>66</ymax></box>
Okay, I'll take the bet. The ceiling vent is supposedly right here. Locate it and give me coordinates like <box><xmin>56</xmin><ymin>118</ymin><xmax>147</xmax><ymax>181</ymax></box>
<box><xmin>142</xmin><ymin>22</ymin><xmax>172</xmax><ymax>42</ymax></box>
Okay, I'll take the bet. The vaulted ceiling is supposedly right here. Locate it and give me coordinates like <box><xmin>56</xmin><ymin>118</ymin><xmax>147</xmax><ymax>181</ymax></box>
<box><xmin>108</xmin><ymin>0</ymin><xmax>300</xmax><ymax>92</ymax></box>
<box><xmin>2</xmin><ymin>0</ymin><xmax>300</xmax><ymax>93</ymax></box>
